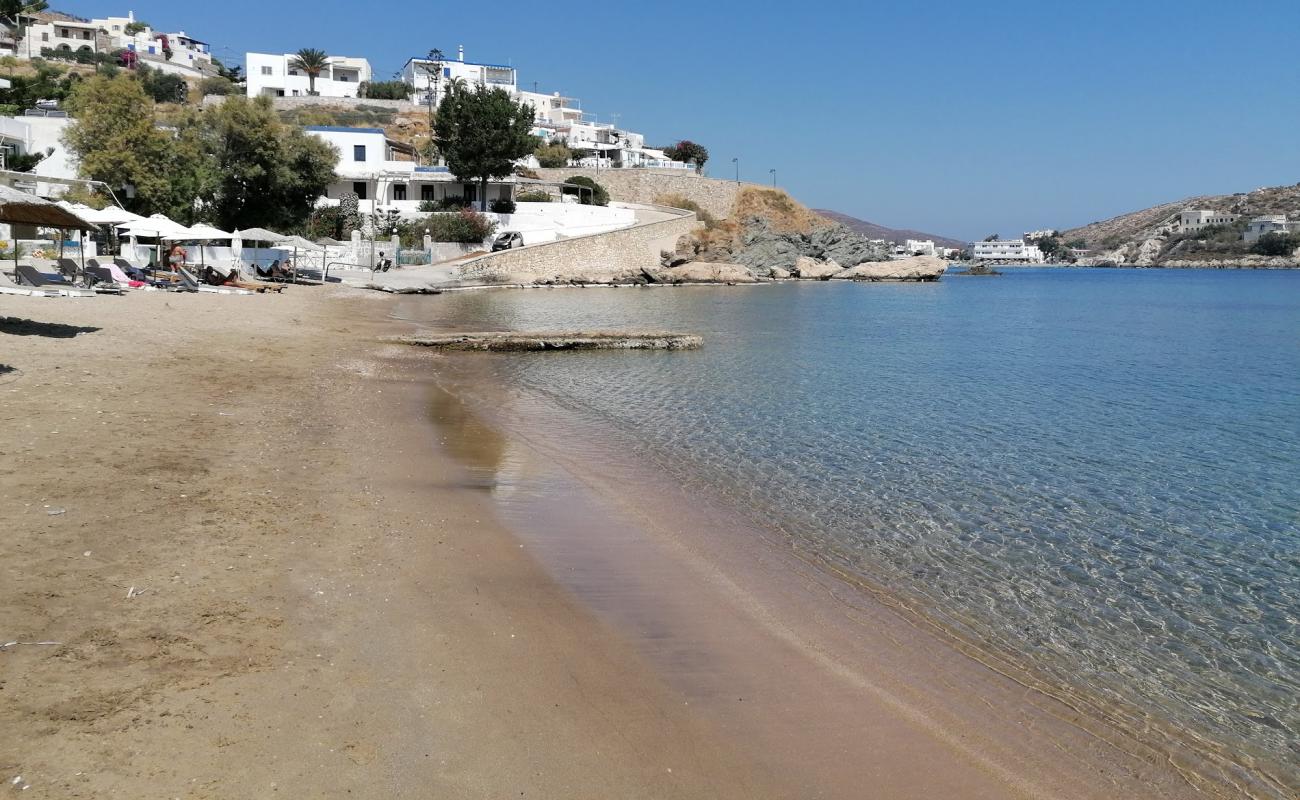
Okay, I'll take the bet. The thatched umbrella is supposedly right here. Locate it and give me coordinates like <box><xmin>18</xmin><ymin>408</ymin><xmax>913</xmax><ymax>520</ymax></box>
<box><xmin>0</xmin><ymin>184</ymin><xmax>97</xmax><ymax>278</ymax></box>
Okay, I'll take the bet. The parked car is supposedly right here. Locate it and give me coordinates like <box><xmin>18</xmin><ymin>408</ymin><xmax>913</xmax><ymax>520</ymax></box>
<box><xmin>491</xmin><ymin>231</ymin><xmax>524</xmax><ymax>252</ymax></box>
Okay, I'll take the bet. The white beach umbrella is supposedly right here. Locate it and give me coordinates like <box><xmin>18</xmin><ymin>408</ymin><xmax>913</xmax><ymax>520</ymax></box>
<box><xmin>273</xmin><ymin>235</ymin><xmax>324</xmax><ymax>282</ymax></box>
<box><xmin>118</xmin><ymin>214</ymin><xmax>193</xmax><ymax>268</ymax></box>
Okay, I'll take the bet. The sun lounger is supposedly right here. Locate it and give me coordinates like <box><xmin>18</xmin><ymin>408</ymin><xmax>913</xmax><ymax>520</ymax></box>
<box><xmin>83</xmin><ymin>264</ymin><xmax>128</xmax><ymax>294</ymax></box>
<box><xmin>87</xmin><ymin>259</ymin><xmax>144</xmax><ymax>288</ymax></box>
<box><xmin>176</xmin><ymin>266</ymin><xmax>253</xmax><ymax>295</ymax></box>
<box><xmin>15</xmin><ymin>265</ymin><xmax>96</xmax><ymax>297</ymax></box>
<box><xmin>56</xmin><ymin>258</ymin><xmax>83</xmax><ymax>283</ymax></box>
<box><xmin>0</xmin><ymin>269</ymin><xmax>59</xmax><ymax>297</ymax></box>
<box><xmin>112</xmin><ymin>258</ymin><xmax>151</xmax><ymax>282</ymax></box>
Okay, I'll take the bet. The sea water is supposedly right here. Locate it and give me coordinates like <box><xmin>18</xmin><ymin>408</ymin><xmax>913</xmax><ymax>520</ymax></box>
<box><xmin>408</xmin><ymin>269</ymin><xmax>1300</xmax><ymax>794</ymax></box>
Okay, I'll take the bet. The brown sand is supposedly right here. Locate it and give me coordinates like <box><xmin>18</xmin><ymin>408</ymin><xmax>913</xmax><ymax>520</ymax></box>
<box><xmin>0</xmin><ymin>288</ymin><xmax>1237</xmax><ymax>799</ymax></box>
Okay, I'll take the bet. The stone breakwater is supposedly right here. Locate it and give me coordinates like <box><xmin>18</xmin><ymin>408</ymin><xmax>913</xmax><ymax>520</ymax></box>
<box><xmin>392</xmin><ymin>331</ymin><xmax>702</xmax><ymax>351</ymax></box>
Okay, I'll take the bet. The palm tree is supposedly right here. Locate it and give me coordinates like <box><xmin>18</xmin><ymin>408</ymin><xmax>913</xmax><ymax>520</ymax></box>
<box><xmin>290</xmin><ymin>48</ymin><xmax>330</xmax><ymax>96</ymax></box>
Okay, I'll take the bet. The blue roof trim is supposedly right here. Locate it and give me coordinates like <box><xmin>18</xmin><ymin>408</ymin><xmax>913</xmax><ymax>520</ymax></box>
<box><xmin>402</xmin><ymin>56</ymin><xmax>515</xmax><ymax>71</ymax></box>
<box><xmin>304</xmin><ymin>125</ymin><xmax>385</xmax><ymax>135</ymax></box>
<box><xmin>414</xmin><ymin>166</ymin><xmax>451</xmax><ymax>173</ymax></box>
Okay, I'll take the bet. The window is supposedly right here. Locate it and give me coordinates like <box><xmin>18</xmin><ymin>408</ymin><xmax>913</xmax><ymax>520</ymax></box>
<box><xmin>353</xmin><ymin>182</ymin><xmax>368</xmax><ymax>200</ymax></box>
<box><xmin>393</xmin><ymin>185</ymin><xmax>407</xmax><ymax>201</ymax></box>
<box><xmin>288</xmin><ymin>68</ymin><xmax>298</xmax><ymax>76</ymax></box>
<box><xmin>41</xmin><ymin>32</ymin><xmax>47</xmax><ymax>41</ymax></box>
<box><xmin>421</xmin><ymin>185</ymin><xmax>435</xmax><ymax>202</ymax></box>
<box><xmin>261</xmin><ymin>66</ymin><xmax>273</xmax><ymax>75</ymax></box>
<box><xmin>353</xmin><ymin>145</ymin><xmax>366</xmax><ymax>162</ymax></box>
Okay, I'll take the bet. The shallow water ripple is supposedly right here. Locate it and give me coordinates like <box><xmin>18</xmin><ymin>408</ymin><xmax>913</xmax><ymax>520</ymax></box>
<box><xmin>414</xmin><ymin>270</ymin><xmax>1300</xmax><ymax>795</ymax></box>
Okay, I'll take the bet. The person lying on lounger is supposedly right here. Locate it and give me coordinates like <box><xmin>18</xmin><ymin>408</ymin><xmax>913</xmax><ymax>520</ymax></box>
<box><xmin>203</xmin><ymin>267</ymin><xmax>282</xmax><ymax>293</ymax></box>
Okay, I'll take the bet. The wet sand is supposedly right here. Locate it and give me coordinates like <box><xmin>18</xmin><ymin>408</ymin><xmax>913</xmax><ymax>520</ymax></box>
<box><xmin>0</xmin><ymin>288</ymin><xmax>1240</xmax><ymax>798</ymax></box>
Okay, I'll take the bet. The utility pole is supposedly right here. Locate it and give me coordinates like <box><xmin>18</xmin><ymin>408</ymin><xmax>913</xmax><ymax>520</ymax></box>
<box><xmin>770</xmin><ymin>168</ymin><xmax>776</xmax><ymax>187</ymax></box>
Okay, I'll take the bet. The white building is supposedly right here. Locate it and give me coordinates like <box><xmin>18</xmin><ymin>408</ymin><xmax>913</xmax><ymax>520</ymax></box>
<box><xmin>19</xmin><ymin>11</ymin><xmax>215</xmax><ymax>77</ymax></box>
<box><xmin>903</xmin><ymin>239</ymin><xmax>936</xmax><ymax>256</ymax></box>
<box><xmin>1177</xmin><ymin>209</ymin><xmax>1236</xmax><ymax>233</ymax></box>
<box><xmin>401</xmin><ymin>47</ymin><xmax>517</xmax><ymax>107</ymax></box>
<box><xmin>245</xmin><ymin>52</ymin><xmax>373</xmax><ymax>99</ymax></box>
<box><xmin>971</xmin><ymin>239</ymin><xmax>1045</xmax><ymax>263</ymax></box>
<box><xmin>305</xmin><ymin>126</ymin><xmax>516</xmax><ymax>218</ymax></box>
<box><xmin>1243</xmin><ymin>215</ymin><xmax>1298</xmax><ymax>243</ymax></box>
<box><xmin>0</xmin><ymin>113</ymin><xmax>78</xmax><ymax>197</ymax></box>
<box><xmin>401</xmin><ymin>48</ymin><xmax>686</xmax><ymax>171</ymax></box>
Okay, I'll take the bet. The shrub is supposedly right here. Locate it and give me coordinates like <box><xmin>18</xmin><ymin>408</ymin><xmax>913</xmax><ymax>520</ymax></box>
<box><xmin>359</xmin><ymin>80</ymin><xmax>410</xmax><ymax>100</ymax></box>
<box><xmin>199</xmin><ymin>77</ymin><xmax>235</xmax><ymax>96</ymax></box>
<box><xmin>561</xmin><ymin>175</ymin><xmax>608</xmax><ymax>206</ymax></box>
<box><xmin>534</xmin><ymin>140</ymin><xmax>571</xmax><ymax>168</ymax></box>
<box><xmin>424</xmin><ymin>208</ymin><xmax>496</xmax><ymax>243</ymax></box>
<box><xmin>516</xmin><ymin>190</ymin><xmax>551</xmax><ymax>203</ymax></box>
<box><xmin>654</xmin><ymin>193</ymin><xmax>715</xmax><ymax>226</ymax></box>
<box><xmin>435</xmin><ymin>196</ymin><xmax>472</xmax><ymax>210</ymax></box>
<box><xmin>1250</xmin><ymin>232</ymin><xmax>1300</xmax><ymax>257</ymax></box>
<box><xmin>418</xmin><ymin>200</ymin><xmax>439</xmax><ymax>212</ymax></box>
<box><xmin>661</xmin><ymin>140</ymin><xmax>709</xmax><ymax>171</ymax></box>
<box><xmin>489</xmin><ymin>198</ymin><xmax>516</xmax><ymax>214</ymax></box>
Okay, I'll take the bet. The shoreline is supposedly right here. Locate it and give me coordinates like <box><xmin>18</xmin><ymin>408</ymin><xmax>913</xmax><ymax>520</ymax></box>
<box><xmin>414</xmin><ymin>331</ymin><xmax>1273</xmax><ymax>800</ymax></box>
<box><xmin>0</xmin><ymin>286</ymin><xmax>1279</xmax><ymax>797</ymax></box>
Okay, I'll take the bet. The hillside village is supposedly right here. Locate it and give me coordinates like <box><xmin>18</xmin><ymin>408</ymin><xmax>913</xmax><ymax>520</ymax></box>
<box><xmin>0</xmin><ymin>4</ymin><xmax>965</xmax><ymax>288</ymax></box>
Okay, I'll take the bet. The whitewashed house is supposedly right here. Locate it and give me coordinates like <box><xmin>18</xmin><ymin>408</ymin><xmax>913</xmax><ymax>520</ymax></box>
<box><xmin>245</xmin><ymin>53</ymin><xmax>373</xmax><ymax>98</ymax></box>
<box><xmin>20</xmin><ymin>11</ymin><xmax>215</xmax><ymax>77</ymax></box>
<box><xmin>305</xmin><ymin>126</ymin><xmax>516</xmax><ymax>217</ymax></box>
<box><xmin>0</xmin><ymin>114</ymin><xmax>78</xmax><ymax>197</ymax></box>
<box><xmin>401</xmin><ymin>46</ymin><xmax>517</xmax><ymax>108</ymax></box>
<box><xmin>1177</xmin><ymin>209</ymin><xmax>1237</xmax><ymax>233</ymax></box>
<box><xmin>1243</xmin><ymin>215</ymin><xmax>1298</xmax><ymax>243</ymax></box>
<box><xmin>971</xmin><ymin>240</ymin><xmax>1045</xmax><ymax>263</ymax></box>
<box><xmin>904</xmin><ymin>239</ymin><xmax>937</xmax><ymax>257</ymax></box>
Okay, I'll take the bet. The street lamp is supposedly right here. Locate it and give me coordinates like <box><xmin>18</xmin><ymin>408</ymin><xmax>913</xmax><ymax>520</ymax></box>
<box><xmin>769</xmin><ymin>168</ymin><xmax>776</xmax><ymax>187</ymax></box>
<box><xmin>732</xmin><ymin>157</ymin><xmax>739</xmax><ymax>184</ymax></box>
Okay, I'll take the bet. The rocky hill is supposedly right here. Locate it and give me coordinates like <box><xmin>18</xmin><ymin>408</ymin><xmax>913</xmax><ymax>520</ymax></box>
<box><xmin>813</xmin><ymin>210</ymin><xmax>966</xmax><ymax>249</ymax></box>
<box><xmin>1062</xmin><ymin>182</ymin><xmax>1300</xmax><ymax>267</ymax></box>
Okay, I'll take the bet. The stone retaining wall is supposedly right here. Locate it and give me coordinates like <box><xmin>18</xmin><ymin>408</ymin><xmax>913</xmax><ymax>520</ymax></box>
<box><xmin>456</xmin><ymin>205</ymin><xmax>698</xmax><ymax>284</ymax></box>
<box><xmin>201</xmin><ymin>95</ymin><xmax>420</xmax><ymax>112</ymax></box>
<box><xmin>532</xmin><ymin>168</ymin><xmax>757</xmax><ymax>219</ymax></box>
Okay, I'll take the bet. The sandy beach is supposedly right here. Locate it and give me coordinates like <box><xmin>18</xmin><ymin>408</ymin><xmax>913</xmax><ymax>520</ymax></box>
<box><xmin>0</xmin><ymin>287</ymin><xmax>1240</xmax><ymax>799</ymax></box>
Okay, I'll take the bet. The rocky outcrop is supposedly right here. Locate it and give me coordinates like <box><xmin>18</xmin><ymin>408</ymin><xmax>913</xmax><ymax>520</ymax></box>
<box><xmin>655</xmin><ymin>262</ymin><xmax>759</xmax><ymax>284</ymax></box>
<box><xmin>726</xmin><ymin>217</ymin><xmax>891</xmax><ymax>274</ymax></box>
<box><xmin>833</xmin><ymin>255</ymin><xmax>947</xmax><ymax>282</ymax></box>
<box><xmin>792</xmin><ymin>256</ymin><xmax>841</xmax><ymax>280</ymax></box>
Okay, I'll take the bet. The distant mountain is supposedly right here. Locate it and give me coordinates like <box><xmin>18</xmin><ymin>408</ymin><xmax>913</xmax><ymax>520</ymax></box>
<box><xmin>813</xmin><ymin>210</ymin><xmax>967</xmax><ymax>249</ymax></box>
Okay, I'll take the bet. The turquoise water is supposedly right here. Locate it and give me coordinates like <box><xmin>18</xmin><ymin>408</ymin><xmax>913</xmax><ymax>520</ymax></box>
<box><xmin>413</xmin><ymin>269</ymin><xmax>1300</xmax><ymax>795</ymax></box>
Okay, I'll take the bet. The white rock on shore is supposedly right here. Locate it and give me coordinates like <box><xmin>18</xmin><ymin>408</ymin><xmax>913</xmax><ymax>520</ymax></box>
<box><xmin>658</xmin><ymin>262</ymin><xmax>759</xmax><ymax>284</ymax></box>
<box><xmin>832</xmin><ymin>255</ymin><xmax>948</xmax><ymax>282</ymax></box>
<box><xmin>793</xmin><ymin>256</ymin><xmax>842</xmax><ymax>280</ymax></box>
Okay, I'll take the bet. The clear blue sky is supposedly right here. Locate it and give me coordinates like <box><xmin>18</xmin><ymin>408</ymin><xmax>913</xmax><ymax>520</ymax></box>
<box><xmin>57</xmin><ymin>0</ymin><xmax>1300</xmax><ymax>241</ymax></box>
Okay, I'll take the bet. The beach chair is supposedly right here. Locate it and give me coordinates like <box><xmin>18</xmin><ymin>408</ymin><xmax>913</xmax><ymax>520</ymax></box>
<box><xmin>56</xmin><ymin>258</ymin><xmax>84</xmax><ymax>284</ymax></box>
<box><xmin>0</xmin><ymin>269</ymin><xmax>58</xmax><ymax>297</ymax></box>
<box><xmin>112</xmin><ymin>257</ymin><xmax>150</xmax><ymax>282</ymax></box>
<box><xmin>14</xmin><ymin>265</ymin><xmax>96</xmax><ymax>297</ymax></box>
<box><xmin>176</xmin><ymin>266</ymin><xmax>253</xmax><ymax>295</ymax></box>
<box><xmin>83</xmin><ymin>264</ymin><xmax>128</xmax><ymax>294</ymax></box>
<box><xmin>87</xmin><ymin>258</ymin><xmax>144</xmax><ymax>288</ymax></box>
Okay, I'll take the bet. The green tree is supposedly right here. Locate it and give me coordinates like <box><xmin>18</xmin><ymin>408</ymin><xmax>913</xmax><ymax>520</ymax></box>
<box><xmin>63</xmin><ymin>74</ymin><xmax>178</xmax><ymax>216</ymax></box>
<box><xmin>359</xmin><ymin>80</ymin><xmax>410</xmax><ymax>100</ymax></box>
<box><xmin>0</xmin><ymin>0</ymin><xmax>48</xmax><ymax>28</ymax></box>
<box><xmin>1250</xmin><ymin>232</ymin><xmax>1300</xmax><ymax>257</ymax></box>
<box><xmin>662</xmin><ymin>140</ymin><xmax>708</xmax><ymax>172</ymax></box>
<box><xmin>433</xmin><ymin>85</ymin><xmax>535</xmax><ymax>211</ymax></box>
<box><xmin>290</xmin><ymin>48</ymin><xmax>330</xmax><ymax>96</ymax></box>
<box><xmin>534</xmin><ymin>139</ymin><xmax>571</xmax><ymax>168</ymax></box>
<box><xmin>561</xmin><ymin>176</ymin><xmax>608</xmax><ymax>206</ymax></box>
<box><xmin>137</xmin><ymin>64</ymin><xmax>188</xmax><ymax>104</ymax></box>
<box><xmin>204</xmin><ymin>95</ymin><xmax>338</xmax><ymax>231</ymax></box>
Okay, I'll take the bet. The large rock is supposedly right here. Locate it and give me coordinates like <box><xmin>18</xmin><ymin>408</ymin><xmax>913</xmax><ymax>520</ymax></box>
<box><xmin>793</xmin><ymin>256</ymin><xmax>841</xmax><ymax>279</ymax></box>
<box><xmin>808</xmin><ymin>224</ymin><xmax>888</xmax><ymax>267</ymax></box>
<box><xmin>657</xmin><ymin>262</ymin><xmax>759</xmax><ymax>284</ymax></box>
<box><xmin>833</xmin><ymin>255</ymin><xmax>947</xmax><ymax>282</ymax></box>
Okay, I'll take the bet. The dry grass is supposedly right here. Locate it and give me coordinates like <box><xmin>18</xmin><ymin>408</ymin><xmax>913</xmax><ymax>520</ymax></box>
<box><xmin>732</xmin><ymin>187</ymin><xmax>827</xmax><ymax>235</ymax></box>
